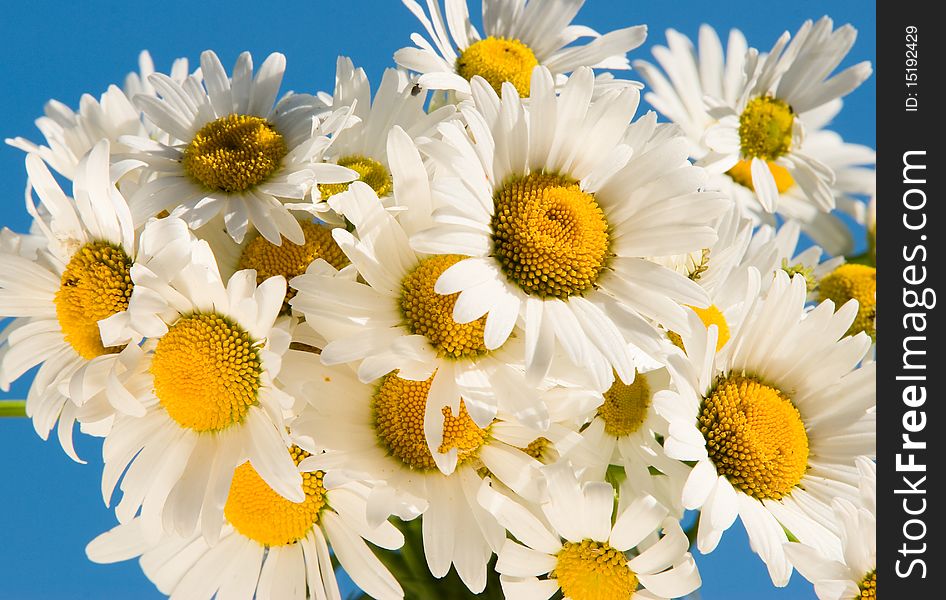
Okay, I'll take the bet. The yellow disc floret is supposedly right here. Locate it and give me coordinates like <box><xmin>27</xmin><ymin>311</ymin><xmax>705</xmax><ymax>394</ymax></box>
<box><xmin>598</xmin><ymin>372</ymin><xmax>651</xmax><ymax>437</ymax></box>
<box><xmin>520</xmin><ymin>437</ymin><xmax>554</xmax><ymax>462</ymax></box>
<box><xmin>183</xmin><ymin>114</ymin><xmax>287</xmax><ymax>192</ymax></box>
<box><xmin>400</xmin><ymin>255</ymin><xmax>489</xmax><ymax>359</ymax></box>
<box><xmin>552</xmin><ymin>540</ymin><xmax>638</xmax><ymax>600</ymax></box>
<box><xmin>317</xmin><ymin>155</ymin><xmax>392</xmax><ymax>200</ymax></box>
<box><xmin>238</xmin><ymin>220</ymin><xmax>349</xmax><ymax>313</ymax></box>
<box><xmin>224</xmin><ymin>446</ymin><xmax>327</xmax><ymax>547</ymax></box>
<box><xmin>491</xmin><ymin>173</ymin><xmax>610</xmax><ymax>299</ymax></box>
<box><xmin>456</xmin><ymin>37</ymin><xmax>539</xmax><ymax>97</ymax></box>
<box><xmin>700</xmin><ymin>374</ymin><xmax>809</xmax><ymax>500</ymax></box>
<box><xmin>54</xmin><ymin>241</ymin><xmax>133</xmax><ymax>360</ymax></box>
<box><xmin>738</xmin><ymin>96</ymin><xmax>795</xmax><ymax>161</ymax></box>
<box><xmin>818</xmin><ymin>264</ymin><xmax>876</xmax><ymax>340</ymax></box>
<box><xmin>727</xmin><ymin>159</ymin><xmax>795</xmax><ymax>194</ymax></box>
<box><xmin>151</xmin><ymin>313</ymin><xmax>262</xmax><ymax>432</ymax></box>
<box><xmin>668</xmin><ymin>304</ymin><xmax>730</xmax><ymax>353</ymax></box>
<box><xmin>372</xmin><ymin>373</ymin><xmax>488</xmax><ymax>471</ymax></box>
<box><xmin>856</xmin><ymin>570</ymin><xmax>876</xmax><ymax>600</ymax></box>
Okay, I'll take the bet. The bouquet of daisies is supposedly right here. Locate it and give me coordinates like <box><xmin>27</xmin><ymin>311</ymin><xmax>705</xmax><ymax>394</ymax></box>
<box><xmin>0</xmin><ymin>1</ymin><xmax>876</xmax><ymax>599</ymax></box>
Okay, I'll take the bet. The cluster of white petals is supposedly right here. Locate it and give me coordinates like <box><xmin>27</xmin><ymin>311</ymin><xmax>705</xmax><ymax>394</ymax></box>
<box><xmin>1</xmin><ymin>2</ymin><xmax>875</xmax><ymax>599</ymax></box>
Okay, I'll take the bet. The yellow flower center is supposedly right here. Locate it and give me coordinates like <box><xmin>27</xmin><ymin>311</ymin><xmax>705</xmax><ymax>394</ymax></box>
<box><xmin>238</xmin><ymin>220</ymin><xmax>349</xmax><ymax>314</ymax></box>
<box><xmin>400</xmin><ymin>255</ymin><xmax>489</xmax><ymax>359</ymax></box>
<box><xmin>668</xmin><ymin>304</ymin><xmax>730</xmax><ymax>353</ymax></box>
<box><xmin>54</xmin><ymin>241</ymin><xmax>133</xmax><ymax>360</ymax></box>
<box><xmin>151</xmin><ymin>313</ymin><xmax>262</xmax><ymax>432</ymax></box>
<box><xmin>818</xmin><ymin>264</ymin><xmax>876</xmax><ymax>340</ymax></box>
<box><xmin>520</xmin><ymin>437</ymin><xmax>554</xmax><ymax>462</ymax></box>
<box><xmin>598</xmin><ymin>372</ymin><xmax>651</xmax><ymax>437</ymax></box>
<box><xmin>456</xmin><ymin>37</ymin><xmax>539</xmax><ymax>97</ymax></box>
<box><xmin>782</xmin><ymin>260</ymin><xmax>818</xmax><ymax>293</ymax></box>
<box><xmin>491</xmin><ymin>173</ymin><xmax>610</xmax><ymax>299</ymax></box>
<box><xmin>700</xmin><ymin>374</ymin><xmax>809</xmax><ymax>500</ymax></box>
<box><xmin>224</xmin><ymin>446</ymin><xmax>327</xmax><ymax>547</ymax></box>
<box><xmin>317</xmin><ymin>155</ymin><xmax>392</xmax><ymax>199</ymax></box>
<box><xmin>372</xmin><ymin>373</ymin><xmax>489</xmax><ymax>471</ymax></box>
<box><xmin>855</xmin><ymin>571</ymin><xmax>876</xmax><ymax>600</ymax></box>
<box><xmin>727</xmin><ymin>159</ymin><xmax>795</xmax><ymax>193</ymax></box>
<box><xmin>552</xmin><ymin>540</ymin><xmax>638</xmax><ymax>600</ymax></box>
<box><xmin>738</xmin><ymin>96</ymin><xmax>794</xmax><ymax>161</ymax></box>
<box><xmin>182</xmin><ymin>114</ymin><xmax>287</xmax><ymax>192</ymax></box>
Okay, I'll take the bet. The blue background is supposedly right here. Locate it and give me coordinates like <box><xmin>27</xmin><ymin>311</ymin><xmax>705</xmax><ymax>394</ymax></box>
<box><xmin>0</xmin><ymin>1</ymin><xmax>874</xmax><ymax>598</ymax></box>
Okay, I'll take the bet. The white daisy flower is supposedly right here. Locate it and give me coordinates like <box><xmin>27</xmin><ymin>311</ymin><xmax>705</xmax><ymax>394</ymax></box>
<box><xmin>196</xmin><ymin>212</ymin><xmax>350</xmax><ymax>314</ymax></box>
<box><xmin>634</xmin><ymin>25</ymin><xmax>875</xmax><ymax>255</ymax></box>
<box><xmin>308</xmin><ymin>56</ymin><xmax>456</xmax><ymax>224</ymax></box>
<box><xmin>394</xmin><ymin>0</ymin><xmax>646</xmax><ymax>99</ymax></box>
<box><xmin>784</xmin><ymin>456</ymin><xmax>876</xmax><ymax>600</ymax></box>
<box><xmin>292</xmin><ymin>181</ymin><xmax>562</xmax><ymax>434</ymax></box>
<box><xmin>0</xmin><ymin>141</ymin><xmax>188</xmax><ymax>460</ymax></box>
<box><xmin>746</xmin><ymin>219</ymin><xmax>874</xmax><ymax>341</ymax></box>
<box><xmin>88</xmin><ymin>444</ymin><xmax>405</xmax><ymax>600</ymax></box>
<box><xmin>650</xmin><ymin>205</ymin><xmax>768</xmax><ymax>354</ymax></box>
<box><xmin>717</xmin><ymin>107</ymin><xmax>875</xmax><ymax>256</ymax></box>
<box><xmin>99</xmin><ymin>227</ymin><xmax>304</xmax><ymax>540</ymax></box>
<box><xmin>126</xmin><ymin>50</ymin><xmax>356</xmax><ymax>245</ymax></box>
<box><xmin>292</xmin><ymin>361</ymin><xmax>547</xmax><ymax>593</ymax></box>
<box><xmin>6</xmin><ymin>89</ymin><xmax>141</xmax><ymax>185</ymax></box>
<box><xmin>569</xmin><ymin>363</ymin><xmax>690</xmax><ymax>516</ymax></box>
<box><xmin>699</xmin><ymin>17</ymin><xmax>873</xmax><ymax>213</ymax></box>
<box><xmin>5</xmin><ymin>51</ymin><xmax>191</xmax><ymax>182</ymax></box>
<box><xmin>483</xmin><ymin>462</ymin><xmax>701</xmax><ymax>600</ymax></box>
<box><xmin>411</xmin><ymin>66</ymin><xmax>730</xmax><ymax>390</ymax></box>
<box><xmin>655</xmin><ymin>271</ymin><xmax>875</xmax><ymax>585</ymax></box>
<box><xmin>746</xmin><ymin>219</ymin><xmax>842</xmax><ymax>295</ymax></box>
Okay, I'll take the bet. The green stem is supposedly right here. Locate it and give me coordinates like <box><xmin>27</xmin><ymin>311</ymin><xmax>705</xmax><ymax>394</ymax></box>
<box><xmin>0</xmin><ymin>400</ymin><xmax>26</xmax><ymax>418</ymax></box>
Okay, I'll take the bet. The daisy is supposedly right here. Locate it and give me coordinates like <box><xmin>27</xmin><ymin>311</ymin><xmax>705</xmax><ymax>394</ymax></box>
<box><xmin>292</xmin><ymin>181</ymin><xmax>563</xmax><ymax>434</ymax></box>
<box><xmin>292</xmin><ymin>360</ymin><xmax>548</xmax><ymax>593</ymax></box>
<box><xmin>99</xmin><ymin>226</ymin><xmax>304</xmax><ymax>540</ymax></box>
<box><xmin>125</xmin><ymin>50</ymin><xmax>357</xmax><ymax>245</ymax></box>
<box><xmin>5</xmin><ymin>51</ymin><xmax>191</xmax><ymax>183</ymax></box>
<box><xmin>307</xmin><ymin>56</ymin><xmax>456</xmax><ymax>224</ymax></box>
<box><xmin>745</xmin><ymin>218</ymin><xmax>874</xmax><ymax>341</ymax></box>
<box><xmin>484</xmin><ymin>462</ymin><xmax>701</xmax><ymax>600</ymax></box>
<box><xmin>394</xmin><ymin>0</ymin><xmax>646</xmax><ymax>99</ymax></box>
<box><xmin>717</xmin><ymin>109</ymin><xmax>875</xmax><ymax>256</ymax></box>
<box><xmin>197</xmin><ymin>212</ymin><xmax>350</xmax><ymax>314</ymax></box>
<box><xmin>411</xmin><ymin>66</ymin><xmax>730</xmax><ymax>390</ymax></box>
<box><xmin>746</xmin><ymin>219</ymin><xmax>843</xmax><ymax>296</ymax></box>
<box><xmin>634</xmin><ymin>25</ymin><xmax>875</xmax><ymax>255</ymax></box>
<box><xmin>700</xmin><ymin>17</ymin><xmax>873</xmax><ymax>213</ymax></box>
<box><xmin>650</xmin><ymin>205</ymin><xmax>767</xmax><ymax>354</ymax></box>
<box><xmin>0</xmin><ymin>141</ymin><xmax>185</xmax><ymax>460</ymax></box>
<box><xmin>784</xmin><ymin>457</ymin><xmax>876</xmax><ymax>600</ymax></box>
<box><xmin>569</xmin><ymin>362</ymin><xmax>691</xmax><ymax>516</ymax></box>
<box><xmin>5</xmin><ymin>85</ymin><xmax>142</xmax><ymax>183</ymax></box>
<box><xmin>88</xmin><ymin>442</ymin><xmax>405</xmax><ymax>600</ymax></box>
<box><xmin>655</xmin><ymin>271</ymin><xmax>875</xmax><ymax>585</ymax></box>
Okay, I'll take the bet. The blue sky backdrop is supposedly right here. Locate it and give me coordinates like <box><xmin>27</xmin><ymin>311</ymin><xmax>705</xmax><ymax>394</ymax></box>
<box><xmin>0</xmin><ymin>1</ymin><xmax>874</xmax><ymax>598</ymax></box>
